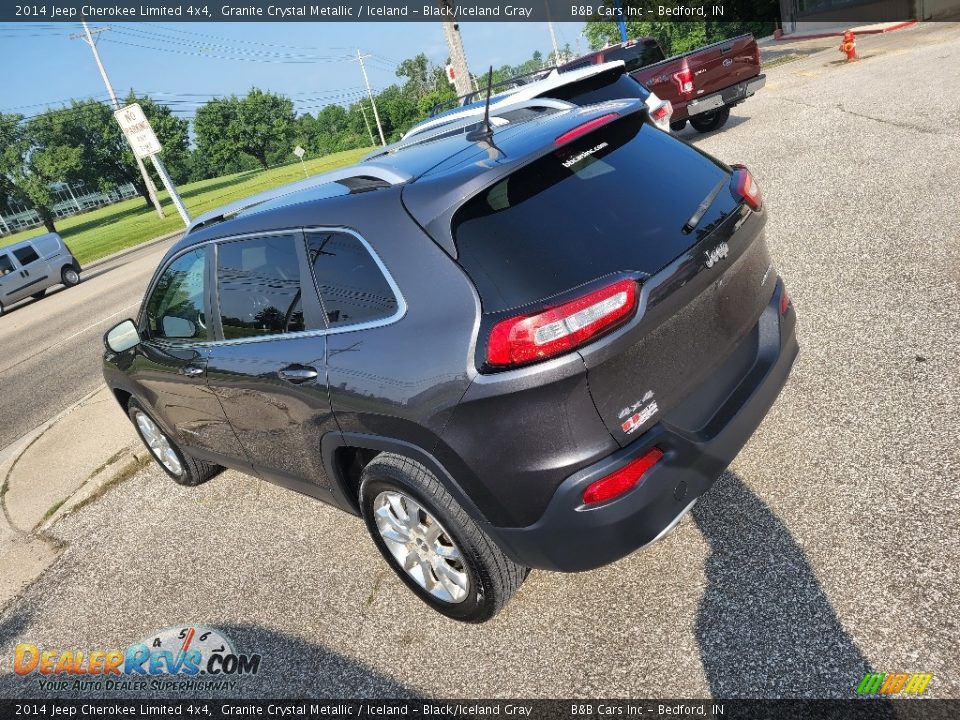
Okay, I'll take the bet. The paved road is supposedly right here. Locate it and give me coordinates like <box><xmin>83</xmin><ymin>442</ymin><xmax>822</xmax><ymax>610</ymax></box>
<box><xmin>0</xmin><ymin>237</ymin><xmax>178</xmax><ymax>451</ymax></box>
<box><xmin>1</xmin><ymin>23</ymin><xmax>958</xmax><ymax>699</ymax></box>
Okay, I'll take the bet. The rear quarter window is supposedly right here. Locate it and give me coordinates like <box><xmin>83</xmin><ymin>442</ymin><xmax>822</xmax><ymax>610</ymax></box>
<box><xmin>306</xmin><ymin>231</ymin><xmax>399</xmax><ymax>328</ymax></box>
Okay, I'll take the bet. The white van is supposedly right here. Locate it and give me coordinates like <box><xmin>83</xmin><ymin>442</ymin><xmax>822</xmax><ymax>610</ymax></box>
<box><xmin>0</xmin><ymin>233</ymin><xmax>82</xmax><ymax>316</ymax></box>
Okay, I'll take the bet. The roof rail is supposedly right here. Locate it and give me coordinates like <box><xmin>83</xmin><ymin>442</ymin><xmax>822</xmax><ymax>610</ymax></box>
<box><xmin>187</xmin><ymin>163</ymin><xmax>411</xmax><ymax>234</ymax></box>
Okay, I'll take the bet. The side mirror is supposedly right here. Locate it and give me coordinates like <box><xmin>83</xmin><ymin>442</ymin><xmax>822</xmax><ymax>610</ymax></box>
<box><xmin>161</xmin><ymin>315</ymin><xmax>196</xmax><ymax>339</ymax></box>
<box><xmin>104</xmin><ymin>319</ymin><xmax>141</xmax><ymax>353</ymax></box>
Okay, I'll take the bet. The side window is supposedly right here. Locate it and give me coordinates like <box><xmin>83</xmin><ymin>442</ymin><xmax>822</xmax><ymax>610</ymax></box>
<box><xmin>306</xmin><ymin>232</ymin><xmax>399</xmax><ymax>328</ymax></box>
<box><xmin>144</xmin><ymin>248</ymin><xmax>209</xmax><ymax>343</ymax></box>
<box><xmin>216</xmin><ymin>234</ymin><xmax>305</xmax><ymax>340</ymax></box>
<box><xmin>12</xmin><ymin>245</ymin><xmax>40</xmax><ymax>266</ymax></box>
<box><xmin>0</xmin><ymin>254</ymin><xmax>14</xmax><ymax>277</ymax></box>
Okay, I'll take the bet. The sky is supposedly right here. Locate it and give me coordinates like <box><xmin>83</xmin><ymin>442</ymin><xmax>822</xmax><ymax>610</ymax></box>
<box><xmin>0</xmin><ymin>21</ymin><xmax>588</xmax><ymax>121</ymax></box>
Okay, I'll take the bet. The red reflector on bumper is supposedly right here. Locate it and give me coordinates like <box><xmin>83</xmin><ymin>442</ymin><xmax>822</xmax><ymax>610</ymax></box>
<box><xmin>582</xmin><ymin>448</ymin><xmax>664</xmax><ymax>505</ymax></box>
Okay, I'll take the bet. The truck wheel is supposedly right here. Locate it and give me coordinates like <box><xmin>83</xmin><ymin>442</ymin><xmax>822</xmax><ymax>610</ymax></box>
<box><xmin>359</xmin><ymin>453</ymin><xmax>528</xmax><ymax>623</ymax></box>
<box><xmin>670</xmin><ymin>119</ymin><xmax>687</xmax><ymax>132</ymax></box>
<box><xmin>127</xmin><ymin>399</ymin><xmax>220</xmax><ymax>486</ymax></box>
<box><xmin>61</xmin><ymin>266</ymin><xmax>81</xmax><ymax>287</ymax></box>
<box><xmin>690</xmin><ymin>107</ymin><xmax>731</xmax><ymax>133</ymax></box>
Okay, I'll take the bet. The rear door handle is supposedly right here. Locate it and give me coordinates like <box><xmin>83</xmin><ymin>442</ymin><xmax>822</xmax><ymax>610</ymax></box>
<box><xmin>180</xmin><ymin>364</ymin><xmax>205</xmax><ymax>377</ymax></box>
<box><xmin>279</xmin><ymin>365</ymin><xmax>318</xmax><ymax>384</ymax></box>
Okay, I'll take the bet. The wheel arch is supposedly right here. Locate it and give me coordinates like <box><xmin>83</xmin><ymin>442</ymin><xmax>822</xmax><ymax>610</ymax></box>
<box><xmin>321</xmin><ymin>432</ymin><xmax>492</xmax><ymax>528</ymax></box>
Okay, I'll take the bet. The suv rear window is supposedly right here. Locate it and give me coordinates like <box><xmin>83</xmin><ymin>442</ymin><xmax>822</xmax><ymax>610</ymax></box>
<box><xmin>452</xmin><ymin>113</ymin><xmax>727</xmax><ymax>313</ymax></box>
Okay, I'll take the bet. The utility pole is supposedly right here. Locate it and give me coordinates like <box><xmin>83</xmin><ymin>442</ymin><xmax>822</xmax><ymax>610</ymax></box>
<box><xmin>73</xmin><ymin>20</ymin><xmax>165</xmax><ymax>219</ymax></box>
<box><xmin>358</xmin><ymin>101</ymin><xmax>376</xmax><ymax>147</ymax></box>
<box><xmin>547</xmin><ymin>22</ymin><xmax>561</xmax><ymax>65</ymax></box>
<box><xmin>353</xmin><ymin>50</ymin><xmax>386</xmax><ymax>146</ymax></box>
<box><xmin>438</xmin><ymin>1</ymin><xmax>473</xmax><ymax>98</ymax></box>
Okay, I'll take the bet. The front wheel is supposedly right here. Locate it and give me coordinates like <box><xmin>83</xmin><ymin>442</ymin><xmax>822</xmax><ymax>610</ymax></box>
<box><xmin>127</xmin><ymin>399</ymin><xmax>220</xmax><ymax>486</ymax></box>
<box><xmin>690</xmin><ymin>106</ymin><xmax>731</xmax><ymax>133</ymax></box>
<box><xmin>61</xmin><ymin>266</ymin><xmax>81</xmax><ymax>287</ymax></box>
<box><xmin>359</xmin><ymin>453</ymin><xmax>528</xmax><ymax>623</ymax></box>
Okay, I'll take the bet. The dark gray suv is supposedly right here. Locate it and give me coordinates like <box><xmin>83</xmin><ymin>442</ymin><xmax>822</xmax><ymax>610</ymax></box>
<box><xmin>104</xmin><ymin>97</ymin><xmax>797</xmax><ymax>622</ymax></box>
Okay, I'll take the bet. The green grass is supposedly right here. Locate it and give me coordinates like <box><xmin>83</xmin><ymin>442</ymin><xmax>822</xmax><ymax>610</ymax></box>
<box><xmin>0</xmin><ymin>147</ymin><xmax>373</xmax><ymax>266</ymax></box>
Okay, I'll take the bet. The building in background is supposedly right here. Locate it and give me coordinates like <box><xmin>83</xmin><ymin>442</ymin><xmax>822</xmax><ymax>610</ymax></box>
<box><xmin>778</xmin><ymin>0</ymin><xmax>959</xmax><ymax>34</ymax></box>
<box><xmin>0</xmin><ymin>181</ymin><xmax>138</xmax><ymax>236</ymax></box>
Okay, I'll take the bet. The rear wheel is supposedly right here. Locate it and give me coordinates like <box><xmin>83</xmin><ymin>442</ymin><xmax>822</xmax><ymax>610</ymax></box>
<box><xmin>32</xmin><ymin>289</ymin><xmax>46</xmax><ymax>300</ymax></box>
<box><xmin>359</xmin><ymin>453</ymin><xmax>528</xmax><ymax>623</ymax></box>
<box><xmin>61</xmin><ymin>266</ymin><xmax>80</xmax><ymax>287</ymax></box>
<box><xmin>0</xmin><ymin>302</ymin><xmax>4</xmax><ymax>317</ymax></box>
<box><xmin>127</xmin><ymin>399</ymin><xmax>220</xmax><ymax>486</ymax></box>
<box><xmin>690</xmin><ymin>106</ymin><xmax>731</xmax><ymax>133</ymax></box>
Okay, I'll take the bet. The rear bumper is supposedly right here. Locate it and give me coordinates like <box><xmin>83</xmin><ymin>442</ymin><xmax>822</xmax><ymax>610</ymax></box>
<box><xmin>683</xmin><ymin>74</ymin><xmax>766</xmax><ymax>119</ymax></box>
<box><xmin>489</xmin><ymin>282</ymin><xmax>797</xmax><ymax>572</ymax></box>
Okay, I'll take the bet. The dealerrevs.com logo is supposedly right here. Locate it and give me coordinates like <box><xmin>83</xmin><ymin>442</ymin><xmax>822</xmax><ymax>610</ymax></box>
<box><xmin>13</xmin><ymin>626</ymin><xmax>261</xmax><ymax>692</ymax></box>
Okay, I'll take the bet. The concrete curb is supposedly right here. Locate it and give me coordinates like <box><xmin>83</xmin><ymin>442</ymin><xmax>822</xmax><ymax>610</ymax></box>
<box><xmin>774</xmin><ymin>20</ymin><xmax>918</xmax><ymax>42</ymax></box>
<box><xmin>39</xmin><ymin>446</ymin><xmax>150</xmax><ymax>533</ymax></box>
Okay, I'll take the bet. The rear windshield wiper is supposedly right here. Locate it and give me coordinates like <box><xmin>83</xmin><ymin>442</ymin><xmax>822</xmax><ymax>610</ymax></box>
<box><xmin>682</xmin><ymin>176</ymin><xmax>727</xmax><ymax>234</ymax></box>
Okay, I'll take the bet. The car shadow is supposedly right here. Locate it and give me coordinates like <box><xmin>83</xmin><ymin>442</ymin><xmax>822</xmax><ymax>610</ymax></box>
<box><xmin>693</xmin><ymin>472</ymin><xmax>891</xmax><ymax>705</ymax></box>
<box><xmin>676</xmin><ymin>114</ymin><xmax>750</xmax><ymax>142</ymax></box>
<box><xmin>0</xmin><ymin>610</ymin><xmax>419</xmax><ymax>698</ymax></box>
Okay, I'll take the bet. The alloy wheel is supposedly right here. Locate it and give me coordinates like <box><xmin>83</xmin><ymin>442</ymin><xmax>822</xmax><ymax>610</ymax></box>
<box><xmin>134</xmin><ymin>411</ymin><xmax>183</xmax><ymax>477</ymax></box>
<box><xmin>373</xmin><ymin>490</ymin><xmax>470</xmax><ymax>603</ymax></box>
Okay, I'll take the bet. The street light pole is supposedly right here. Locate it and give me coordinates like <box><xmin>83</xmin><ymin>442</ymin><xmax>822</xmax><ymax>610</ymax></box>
<box><xmin>74</xmin><ymin>20</ymin><xmax>165</xmax><ymax>219</ymax></box>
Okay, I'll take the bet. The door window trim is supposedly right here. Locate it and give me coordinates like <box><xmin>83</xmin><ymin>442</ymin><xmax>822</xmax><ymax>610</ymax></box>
<box><xmin>138</xmin><ymin>226</ymin><xmax>406</xmax><ymax>349</ymax></box>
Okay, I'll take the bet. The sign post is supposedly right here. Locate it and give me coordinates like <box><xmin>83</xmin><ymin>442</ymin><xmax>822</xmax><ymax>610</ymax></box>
<box><xmin>293</xmin><ymin>145</ymin><xmax>308</xmax><ymax>178</ymax></box>
<box><xmin>114</xmin><ymin>103</ymin><xmax>191</xmax><ymax>227</ymax></box>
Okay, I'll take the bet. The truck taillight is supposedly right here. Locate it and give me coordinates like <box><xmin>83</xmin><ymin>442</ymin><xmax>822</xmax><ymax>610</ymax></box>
<box><xmin>672</xmin><ymin>66</ymin><xmax>694</xmax><ymax>96</ymax></box>
<box><xmin>486</xmin><ymin>279</ymin><xmax>638</xmax><ymax>368</ymax></box>
<box><xmin>582</xmin><ymin>448</ymin><xmax>664</xmax><ymax>505</ymax></box>
<box><xmin>730</xmin><ymin>164</ymin><xmax>762</xmax><ymax>211</ymax></box>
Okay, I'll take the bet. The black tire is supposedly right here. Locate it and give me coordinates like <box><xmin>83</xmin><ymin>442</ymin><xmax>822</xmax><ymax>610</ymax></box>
<box><xmin>670</xmin><ymin>119</ymin><xmax>687</xmax><ymax>132</ymax></box>
<box><xmin>127</xmin><ymin>399</ymin><xmax>220</xmax><ymax>486</ymax></box>
<box><xmin>32</xmin><ymin>289</ymin><xmax>46</xmax><ymax>300</ymax></box>
<box><xmin>690</xmin><ymin>106</ymin><xmax>731</xmax><ymax>133</ymax></box>
<box><xmin>359</xmin><ymin>453</ymin><xmax>528</xmax><ymax>623</ymax></box>
<box><xmin>61</xmin><ymin>265</ymin><xmax>81</xmax><ymax>287</ymax></box>
<box><xmin>0</xmin><ymin>301</ymin><xmax>4</xmax><ymax>317</ymax></box>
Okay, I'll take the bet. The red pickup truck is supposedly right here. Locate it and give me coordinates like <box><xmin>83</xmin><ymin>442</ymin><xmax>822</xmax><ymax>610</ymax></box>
<box><xmin>559</xmin><ymin>34</ymin><xmax>765</xmax><ymax>133</ymax></box>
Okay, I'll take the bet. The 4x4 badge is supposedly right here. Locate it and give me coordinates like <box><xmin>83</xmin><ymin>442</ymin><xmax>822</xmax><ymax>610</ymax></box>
<box><xmin>704</xmin><ymin>242</ymin><xmax>729</xmax><ymax>268</ymax></box>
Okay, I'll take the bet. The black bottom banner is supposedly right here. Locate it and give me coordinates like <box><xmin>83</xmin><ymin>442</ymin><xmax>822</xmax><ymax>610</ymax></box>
<box><xmin>2</xmin><ymin>699</ymin><xmax>958</xmax><ymax>720</ymax></box>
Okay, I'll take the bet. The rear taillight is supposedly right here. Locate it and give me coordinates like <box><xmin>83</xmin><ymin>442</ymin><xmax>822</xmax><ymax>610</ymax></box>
<box><xmin>672</xmin><ymin>65</ymin><xmax>694</xmax><ymax>96</ymax></box>
<box><xmin>555</xmin><ymin>113</ymin><xmax>620</xmax><ymax>146</ymax></box>
<box><xmin>779</xmin><ymin>287</ymin><xmax>791</xmax><ymax>315</ymax></box>
<box><xmin>583</xmin><ymin>448</ymin><xmax>664</xmax><ymax>505</ymax></box>
<box><xmin>649</xmin><ymin>100</ymin><xmax>673</xmax><ymax>131</ymax></box>
<box><xmin>486</xmin><ymin>279</ymin><xmax>638</xmax><ymax>368</ymax></box>
<box><xmin>731</xmin><ymin>164</ymin><xmax>762</xmax><ymax>211</ymax></box>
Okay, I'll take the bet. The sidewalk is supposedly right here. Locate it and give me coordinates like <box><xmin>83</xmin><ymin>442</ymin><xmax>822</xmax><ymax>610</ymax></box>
<box><xmin>0</xmin><ymin>386</ymin><xmax>149</xmax><ymax>610</ymax></box>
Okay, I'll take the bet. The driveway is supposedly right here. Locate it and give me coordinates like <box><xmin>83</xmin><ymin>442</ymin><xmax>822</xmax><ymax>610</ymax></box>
<box><xmin>1</xmin><ymin>23</ymin><xmax>957</xmax><ymax>699</ymax></box>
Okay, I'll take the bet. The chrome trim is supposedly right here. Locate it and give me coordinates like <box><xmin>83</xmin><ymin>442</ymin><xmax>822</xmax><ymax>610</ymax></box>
<box><xmin>142</xmin><ymin>226</ymin><xmax>407</xmax><ymax>350</ymax></box>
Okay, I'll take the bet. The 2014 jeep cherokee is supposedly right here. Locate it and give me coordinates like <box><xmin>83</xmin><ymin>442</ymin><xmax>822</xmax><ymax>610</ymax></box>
<box><xmin>103</xmin><ymin>97</ymin><xmax>798</xmax><ymax>622</ymax></box>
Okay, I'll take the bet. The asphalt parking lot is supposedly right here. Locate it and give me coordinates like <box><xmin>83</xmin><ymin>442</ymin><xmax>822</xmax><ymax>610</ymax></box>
<box><xmin>1</xmin><ymin>23</ymin><xmax>958</xmax><ymax>699</ymax></box>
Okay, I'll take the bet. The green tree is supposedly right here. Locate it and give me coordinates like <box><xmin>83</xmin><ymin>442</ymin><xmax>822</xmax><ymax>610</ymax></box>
<box><xmin>0</xmin><ymin>113</ymin><xmax>82</xmax><ymax>232</ymax></box>
<box><xmin>27</xmin><ymin>95</ymin><xmax>190</xmax><ymax>208</ymax></box>
<box><xmin>194</xmin><ymin>88</ymin><xmax>296</xmax><ymax>172</ymax></box>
